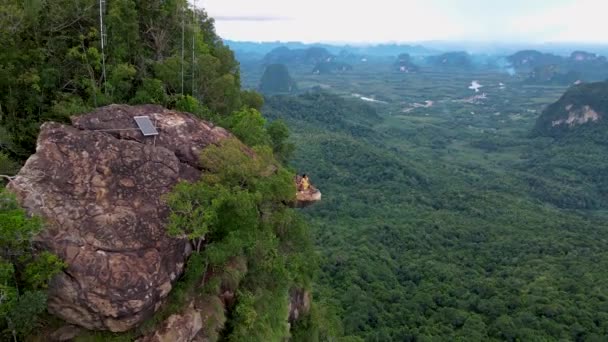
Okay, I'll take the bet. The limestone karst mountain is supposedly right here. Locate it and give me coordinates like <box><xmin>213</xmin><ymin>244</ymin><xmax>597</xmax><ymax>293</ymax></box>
<box><xmin>533</xmin><ymin>81</ymin><xmax>608</xmax><ymax>137</ymax></box>
<box><xmin>394</xmin><ymin>53</ymin><xmax>420</xmax><ymax>73</ymax></box>
<box><xmin>262</xmin><ymin>46</ymin><xmax>334</xmax><ymax>65</ymax></box>
<box><xmin>259</xmin><ymin>64</ymin><xmax>298</xmax><ymax>94</ymax></box>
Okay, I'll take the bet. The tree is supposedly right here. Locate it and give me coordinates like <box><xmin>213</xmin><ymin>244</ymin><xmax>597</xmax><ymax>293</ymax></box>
<box><xmin>224</xmin><ymin>108</ymin><xmax>270</xmax><ymax>148</ymax></box>
<box><xmin>0</xmin><ymin>0</ymin><xmax>248</xmax><ymax>160</ymax></box>
<box><xmin>0</xmin><ymin>190</ymin><xmax>65</xmax><ymax>340</ymax></box>
<box><xmin>267</xmin><ymin>120</ymin><xmax>295</xmax><ymax>164</ymax></box>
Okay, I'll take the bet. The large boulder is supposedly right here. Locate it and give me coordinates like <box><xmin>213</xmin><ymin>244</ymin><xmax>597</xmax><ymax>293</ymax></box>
<box><xmin>7</xmin><ymin>104</ymin><xmax>233</xmax><ymax>331</ymax></box>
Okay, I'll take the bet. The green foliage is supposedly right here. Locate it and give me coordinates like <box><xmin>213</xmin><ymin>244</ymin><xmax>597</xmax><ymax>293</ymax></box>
<box><xmin>224</xmin><ymin>108</ymin><xmax>270</xmax><ymax>147</ymax></box>
<box><xmin>260</xmin><ymin>78</ymin><xmax>608</xmax><ymax>341</ymax></box>
<box><xmin>228</xmin><ymin>288</ymin><xmax>290</xmax><ymax>341</ymax></box>
<box><xmin>174</xmin><ymin>95</ymin><xmax>202</xmax><ymax>115</ymax></box>
<box><xmin>131</xmin><ymin>78</ymin><xmax>167</xmax><ymax>105</ymax></box>
<box><xmin>0</xmin><ymin>152</ymin><xmax>20</xmax><ymax>178</ymax></box>
<box><xmin>48</xmin><ymin>95</ymin><xmax>90</xmax><ymax>122</ymax></box>
<box><xmin>291</xmin><ymin>302</ymin><xmax>362</xmax><ymax>342</ymax></box>
<box><xmin>0</xmin><ymin>190</ymin><xmax>64</xmax><ymax>340</ymax></box>
<box><xmin>0</xmin><ymin>0</ymin><xmax>247</xmax><ymax>160</ymax></box>
<box><xmin>107</xmin><ymin>63</ymin><xmax>137</xmax><ymax>103</ymax></box>
<box><xmin>0</xmin><ymin>192</ymin><xmax>42</xmax><ymax>256</ymax></box>
<box><xmin>22</xmin><ymin>251</ymin><xmax>65</xmax><ymax>290</ymax></box>
<box><xmin>240</xmin><ymin>90</ymin><xmax>265</xmax><ymax>111</ymax></box>
<box><xmin>6</xmin><ymin>291</ymin><xmax>47</xmax><ymax>338</ymax></box>
<box><xmin>267</xmin><ymin>120</ymin><xmax>295</xmax><ymax>164</ymax></box>
<box><xmin>165</xmin><ymin>137</ymin><xmax>316</xmax><ymax>340</ymax></box>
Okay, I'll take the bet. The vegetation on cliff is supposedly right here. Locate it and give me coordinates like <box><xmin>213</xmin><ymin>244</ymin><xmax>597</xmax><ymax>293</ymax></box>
<box><xmin>0</xmin><ymin>191</ymin><xmax>65</xmax><ymax>340</ymax></box>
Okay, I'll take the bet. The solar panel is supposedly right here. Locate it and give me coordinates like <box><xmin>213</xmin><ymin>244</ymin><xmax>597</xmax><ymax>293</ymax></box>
<box><xmin>133</xmin><ymin>116</ymin><xmax>159</xmax><ymax>136</ymax></box>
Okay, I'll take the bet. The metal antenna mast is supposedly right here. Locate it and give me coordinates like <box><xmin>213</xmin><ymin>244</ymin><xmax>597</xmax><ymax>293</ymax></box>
<box><xmin>99</xmin><ymin>0</ymin><xmax>107</xmax><ymax>93</ymax></box>
<box><xmin>181</xmin><ymin>4</ymin><xmax>185</xmax><ymax>94</ymax></box>
<box><xmin>191</xmin><ymin>0</ymin><xmax>196</xmax><ymax>97</ymax></box>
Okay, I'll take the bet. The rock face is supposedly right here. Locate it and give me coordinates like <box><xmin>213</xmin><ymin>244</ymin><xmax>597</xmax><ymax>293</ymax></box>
<box><xmin>142</xmin><ymin>302</ymin><xmax>203</xmax><ymax>342</ymax></box>
<box><xmin>288</xmin><ymin>288</ymin><xmax>311</xmax><ymax>322</ymax></box>
<box><xmin>295</xmin><ymin>189</ymin><xmax>322</xmax><ymax>208</ymax></box>
<box><xmin>8</xmin><ymin>104</ymin><xmax>233</xmax><ymax>331</ymax></box>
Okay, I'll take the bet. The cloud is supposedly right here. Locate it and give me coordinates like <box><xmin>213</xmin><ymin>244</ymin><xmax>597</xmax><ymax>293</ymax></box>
<box><xmin>202</xmin><ymin>0</ymin><xmax>608</xmax><ymax>43</ymax></box>
<box><xmin>214</xmin><ymin>15</ymin><xmax>290</xmax><ymax>22</ymax></box>
<box><xmin>508</xmin><ymin>0</ymin><xmax>608</xmax><ymax>43</ymax></box>
<box><xmin>208</xmin><ymin>0</ymin><xmax>464</xmax><ymax>43</ymax></box>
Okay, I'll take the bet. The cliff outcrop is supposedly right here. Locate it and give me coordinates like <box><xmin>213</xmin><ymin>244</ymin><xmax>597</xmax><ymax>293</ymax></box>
<box><xmin>7</xmin><ymin>104</ymin><xmax>232</xmax><ymax>331</ymax></box>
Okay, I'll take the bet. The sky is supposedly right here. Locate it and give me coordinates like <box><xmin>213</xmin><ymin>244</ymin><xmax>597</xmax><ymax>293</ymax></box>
<box><xmin>197</xmin><ymin>0</ymin><xmax>608</xmax><ymax>44</ymax></box>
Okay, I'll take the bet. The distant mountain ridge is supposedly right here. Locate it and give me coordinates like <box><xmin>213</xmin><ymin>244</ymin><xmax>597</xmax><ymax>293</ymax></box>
<box><xmin>225</xmin><ymin>40</ymin><xmax>437</xmax><ymax>58</ymax></box>
<box><xmin>509</xmin><ymin>50</ymin><xmax>608</xmax><ymax>84</ymax></box>
<box><xmin>263</xmin><ymin>46</ymin><xmax>334</xmax><ymax>65</ymax></box>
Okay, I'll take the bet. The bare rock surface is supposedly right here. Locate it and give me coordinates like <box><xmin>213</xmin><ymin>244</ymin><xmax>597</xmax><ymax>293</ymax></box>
<box><xmin>140</xmin><ymin>302</ymin><xmax>203</xmax><ymax>342</ymax></box>
<box><xmin>7</xmin><ymin>105</ymin><xmax>233</xmax><ymax>331</ymax></box>
<box><xmin>288</xmin><ymin>288</ymin><xmax>312</xmax><ymax>322</ymax></box>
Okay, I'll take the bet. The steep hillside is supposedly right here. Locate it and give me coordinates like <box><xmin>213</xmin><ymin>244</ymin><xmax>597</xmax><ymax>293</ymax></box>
<box><xmin>533</xmin><ymin>81</ymin><xmax>608</xmax><ymax>138</ymax></box>
<box><xmin>524</xmin><ymin>82</ymin><xmax>608</xmax><ymax>209</ymax></box>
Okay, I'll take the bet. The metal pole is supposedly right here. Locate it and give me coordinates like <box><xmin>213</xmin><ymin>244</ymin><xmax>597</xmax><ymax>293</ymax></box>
<box><xmin>99</xmin><ymin>0</ymin><xmax>107</xmax><ymax>94</ymax></box>
<box><xmin>181</xmin><ymin>4</ymin><xmax>185</xmax><ymax>94</ymax></box>
<box><xmin>191</xmin><ymin>0</ymin><xmax>196</xmax><ymax>97</ymax></box>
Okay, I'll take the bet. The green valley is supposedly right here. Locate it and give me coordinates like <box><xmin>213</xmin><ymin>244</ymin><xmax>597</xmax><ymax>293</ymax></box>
<box><xmin>256</xmin><ymin>61</ymin><xmax>608</xmax><ymax>340</ymax></box>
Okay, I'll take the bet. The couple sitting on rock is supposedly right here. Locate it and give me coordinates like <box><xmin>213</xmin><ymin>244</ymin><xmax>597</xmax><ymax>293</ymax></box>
<box><xmin>296</xmin><ymin>174</ymin><xmax>311</xmax><ymax>192</ymax></box>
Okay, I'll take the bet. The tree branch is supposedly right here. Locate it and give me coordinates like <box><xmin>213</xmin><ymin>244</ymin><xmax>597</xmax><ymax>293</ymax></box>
<box><xmin>0</xmin><ymin>175</ymin><xmax>15</xmax><ymax>182</ymax></box>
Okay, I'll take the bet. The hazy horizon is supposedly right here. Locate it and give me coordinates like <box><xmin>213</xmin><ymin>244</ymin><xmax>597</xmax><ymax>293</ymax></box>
<box><xmin>200</xmin><ymin>0</ymin><xmax>608</xmax><ymax>44</ymax></box>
